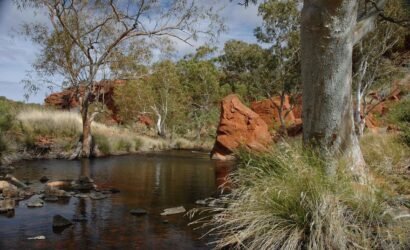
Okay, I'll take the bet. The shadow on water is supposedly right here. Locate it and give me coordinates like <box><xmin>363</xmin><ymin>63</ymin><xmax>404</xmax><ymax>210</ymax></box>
<box><xmin>0</xmin><ymin>151</ymin><xmax>234</xmax><ymax>250</ymax></box>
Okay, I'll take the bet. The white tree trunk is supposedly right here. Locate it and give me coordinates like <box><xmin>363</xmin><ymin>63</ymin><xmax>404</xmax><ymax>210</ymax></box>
<box><xmin>301</xmin><ymin>0</ymin><xmax>366</xmax><ymax>180</ymax></box>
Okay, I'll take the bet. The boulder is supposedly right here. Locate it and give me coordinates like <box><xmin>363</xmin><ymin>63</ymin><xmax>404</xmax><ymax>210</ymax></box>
<box><xmin>211</xmin><ymin>95</ymin><xmax>272</xmax><ymax>160</ymax></box>
<box><xmin>52</xmin><ymin>215</ymin><xmax>72</xmax><ymax>228</ymax></box>
<box><xmin>0</xmin><ymin>199</ymin><xmax>15</xmax><ymax>213</ymax></box>
<box><xmin>0</xmin><ymin>180</ymin><xmax>17</xmax><ymax>192</ymax></box>
<box><xmin>250</xmin><ymin>95</ymin><xmax>303</xmax><ymax>136</ymax></box>
<box><xmin>44</xmin><ymin>80</ymin><xmax>125</xmax><ymax>123</ymax></box>
<box><xmin>39</xmin><ymin>176</ymin><xmax>49</xmax><ymax>183</ymax></box>
<box><xmin>250</xmin><ymin>95</ymin><xmax>298</xmax><ymax>129</ymax></box>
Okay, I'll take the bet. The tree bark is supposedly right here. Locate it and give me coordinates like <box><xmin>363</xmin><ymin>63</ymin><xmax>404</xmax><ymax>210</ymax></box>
<box><xmin>301</xmin><ymin>0</ymin><xmax>366</xmax><ymax>180</ymax></box>
<box><xmin>81</xmin><ymin>92</ymin><xmax>92</xmax><ymax>158</ymax></box>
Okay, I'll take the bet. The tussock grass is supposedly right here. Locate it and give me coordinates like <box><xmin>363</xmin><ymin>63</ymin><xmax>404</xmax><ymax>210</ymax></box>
<box><xmin>16</xmin><ymin>109</ymin><xmax>168</xmax><ymax>154</ymax></box>
<box><xmin>361</xmin><ymin>133</ymin><xmax>410</xmax><ymax>195</ymax></box>
<box><xmin>190</xmin><ymin>144</ymin><xmax>410</xmax><ymax>249</ymax></box>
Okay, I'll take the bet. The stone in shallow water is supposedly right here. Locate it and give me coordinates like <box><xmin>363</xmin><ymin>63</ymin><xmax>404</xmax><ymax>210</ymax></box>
<box><xmin>39</xmin><ymin>176</ymin><xmax>49</xmax><ymax>183</ymax></box>
<box><xmin>27</xmin><ymin>199</ymin><xmax>44</xmax><ymax>208</ymax></box>
<box><xmin>89</xmin><ymin>192</ymin><xmax>108</xmax><ymax>200</ymax></box>
<box><xmin>74</xmin><ymin>193</ymin><xmax>89</xmax><ymax>199</ymax></box>
<box><xmin>130</xmin><ymin>208</ymin><xmax>147</xmax><ymax>216</ymax></box>
<box><xmin>0</xmin><ymin>199</ymin><xmax>15</xmax><ymax>213</ymax></box>
<box><xmin>160</xmin><ymin>206</ymin><xmax>186</xmax><ymax>216</ymax></box>
<box><xmin>52</xmin><ymin>215</ymin><xmax>73</xmax><ymax>228</ymax></box>
<box><xmin>27</xmin><ymin>235</ymin><xmax>46</xmax><ymax>240</ymax></box>
<box><xmin>43</xmin><ymin>196</ymin><xmax>59</xmax><ymax>202</ymax></box>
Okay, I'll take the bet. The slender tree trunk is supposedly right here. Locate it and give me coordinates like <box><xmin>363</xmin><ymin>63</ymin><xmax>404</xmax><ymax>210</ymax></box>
<box><xmin>301</xmin><ymin>0</ymin><xmax>366</xmax><ymax>180</ymax></box>
<box><xmin>81</xmin><ymin>92</ymin><xmax>92</xmax><ymax>158</ymax></box>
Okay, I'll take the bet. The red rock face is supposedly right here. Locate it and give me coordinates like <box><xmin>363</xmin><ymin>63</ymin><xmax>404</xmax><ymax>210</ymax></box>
<box><xmin>44</xmin><ymin>80</ymin><xmax>125</xmax><ymax>122</ymax></box>
<box><xmin>250</xmin><ymin>95</ymin><xmax>303</xmax><ymax>136</ymax></box>
<box><xmin>211</xmin><ymin>94</ymin><xmax>273</xmax><ymax>160</ymax></box>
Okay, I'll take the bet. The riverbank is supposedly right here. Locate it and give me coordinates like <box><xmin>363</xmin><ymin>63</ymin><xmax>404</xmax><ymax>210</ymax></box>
<box><xmin>0</xmin><ymin>102</ymin><xmax>214</xmax><ymax>166</ymax></box>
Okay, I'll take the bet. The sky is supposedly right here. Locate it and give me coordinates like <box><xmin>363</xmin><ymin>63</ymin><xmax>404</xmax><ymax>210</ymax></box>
<box><xmin>0</xmin><ymin>0</ymin><xmax>263</xmax><ymax>104</ymax></box>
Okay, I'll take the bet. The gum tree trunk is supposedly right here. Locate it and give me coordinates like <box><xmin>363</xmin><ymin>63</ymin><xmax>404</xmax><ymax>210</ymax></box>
<box><xmin>81</xmin><ymin>92</ymin><xmax>92</xmax><ymax>158</ymax></box>
<box><xmin>301</xmin><ymin>0</ymin><xmax>366</xmax><ymax>179</ymax></box>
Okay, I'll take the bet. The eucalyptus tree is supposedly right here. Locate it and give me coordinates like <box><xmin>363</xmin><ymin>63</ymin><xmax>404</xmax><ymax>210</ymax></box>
<box><xmin>219</xmin><ymin>40</ymin><xmax>270</xmax><ymax>102</ymax></box>
<box><xmin>254</xmin><ymin>0</ymin><xmax>301</xmax><ymax>134</ymax></box>
<box><xmin>177</xmin><ymin>46</ymin><xmax>222</xmax><ymax>139</ymax></box>
<box><xmin>16</xmin><ymin>0</ymin><xmax>222</xmax><ymax>157</ymax></box>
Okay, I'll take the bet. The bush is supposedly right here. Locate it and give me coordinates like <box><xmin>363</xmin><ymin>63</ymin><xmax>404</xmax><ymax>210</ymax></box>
<box><xmin>0</xmin><ymin>98</ymin><xmax>14</xmax><ymax>153</ymax></box>
<box><xmin>115</xmin><ymin>138</ymin><xmax>132</xmax><ymax>152</ymax></box>
<box><xmin>133</xmin><ymin>138</ymin><xmax>142</xmax><ymax>151</ymax></box>
<box><xmin>94</xmin><ymin>135</ymin><xmax>111</xmax><ymax>155</ymax></box>
<box><xmin>190</xmin><ymin>145</ymin><xmax>410</xmax><ymax>249</ymax></box>
<box><xmin>388</xmin><ymin>99</ymin><xmax>410</xmax><ymax>146</ymax></box>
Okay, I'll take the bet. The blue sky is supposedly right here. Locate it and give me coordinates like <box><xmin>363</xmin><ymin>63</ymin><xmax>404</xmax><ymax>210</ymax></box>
<box><xmin>0</xmin><ymin>0</ymin><xmax>262</xmax><ymax>104</ymax></box>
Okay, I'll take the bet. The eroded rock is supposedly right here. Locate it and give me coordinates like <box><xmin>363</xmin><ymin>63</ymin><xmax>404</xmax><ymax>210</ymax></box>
<box><xmin>211</xmin><ymin>94</ymin><xmax>272</xmax><ymax>160</ymax></box>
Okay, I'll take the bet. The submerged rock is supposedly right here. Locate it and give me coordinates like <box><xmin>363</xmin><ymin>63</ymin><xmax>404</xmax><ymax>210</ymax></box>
<box><xmin>27</xmin><ymin>235</ymin><xmax>46</xmax><ymax>240</ymax></box>
<box><xmin>160</xmin><ymin>206</ymin><xmax>186</xmax><ymax>216</ymax></box>
<box><xmin>39</xmin><ymin>176</ymin><xmax>49</xmax><ymax>183</ymax></box>
<box><xmin>130</xmin><ymin>208</ymin><xmax>147</xmax><ymax>216</ymax></box>
<box><xmin>52</xmin><ymin>215</ymin><xmax>73</xmax><ymax>228</ymax></box>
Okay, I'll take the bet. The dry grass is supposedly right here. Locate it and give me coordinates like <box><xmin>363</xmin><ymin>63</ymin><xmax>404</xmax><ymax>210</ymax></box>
<box><xmin>190</xmin><ymin>142</ymin><xmax>410</xmax><ymax>249</ymax></box>
<box><xmin>16</xmin><ymin>109</ymin><xmax>169</xmax><ymax>153</ymax></box>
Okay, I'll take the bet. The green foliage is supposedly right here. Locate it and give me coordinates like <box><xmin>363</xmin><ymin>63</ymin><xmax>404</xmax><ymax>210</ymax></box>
<box><xmin>388</xmin><ymin>98</ymin><xmax>410</xmax><ymax>146</ymax></box>
<box><xmin>0</xmin><ymin>97</ymin><xmax>14</xmax><ymax>153</ymax></box>
<box><xmin>115</xmin><ymin>139</ymin><xmax>132</xmax><ymax>152</ymax></box>
<box><xmin>192</xmin><ymin>145</ymin><xmax>410</xmax><ymax>249</ymax></box>
<box><xmin>94</xmin><ymin>134</ymin><xmax>111</xmax><ymax>155</ymax></box>
<box><xmin>219</xmin><ymin>40</ymin><xmax>271</xmax><ymax>102</ymax></box>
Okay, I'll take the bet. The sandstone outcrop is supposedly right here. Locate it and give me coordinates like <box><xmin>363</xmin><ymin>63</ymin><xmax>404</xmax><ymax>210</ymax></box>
<box><xmin>250</xmin><ymin>95</ymin><xmax>303</xmax><ymax>136</ymax></box>
<box><xmin>44</xmin><ymin>80</ymin><xmax>125</xmax><ymax>122</ymax></box>
<box><xmin>211</xmin><ymin>94</ymin><xmax>272</xmax><ymax>160</ymax></box>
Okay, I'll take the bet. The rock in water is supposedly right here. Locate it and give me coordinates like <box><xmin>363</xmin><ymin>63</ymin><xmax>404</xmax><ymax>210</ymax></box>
<box><xmin>52</xmin><ymin>215</ymin><xmax>73</xmax><ymax>228</ymax></box>
<box><xmin>27</xmin><ymin>236</ymin><xmax>46</xmax><ymax>240</ymax></box>
<box><xmin>27</xmin><ymin>199</ymin><xmax>44</xmax><ymax>208</ymax></box>
<box><xmin>89</xmin><ymin>192</ymin><xmax>107</xmax><ymax>200</ymax></box>
<box><xmin>39</xmin><ymin>176</ymin><xmax>49</xmax><ymax>183</ymax></box>
<box><xmin>0</xmin><ymin>199</ymin><xmax>15</xmax><ymax>213</ymax></box>
<box><xmin>130</xmin><ymin>208</ymin><xmax>147</xmax><ymax>216</ymax></box>
<box><xmin>160</xmin><ymin>206</ymin><xmax>186</xmax><ymax>216</ymax></box>
<box><xmin>210</xmin><ymin>94</ymin><xmax>272</xmax><ymax>160</ymax></box>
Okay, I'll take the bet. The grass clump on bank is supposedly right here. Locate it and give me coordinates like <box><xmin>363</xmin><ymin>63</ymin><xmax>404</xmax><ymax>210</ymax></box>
<box><xmin>191</xmin><ymin>143</ymin><xmax>410</xmax><ymax>249</ymax></box>
<box><xmin>14</xmin><ymin>109</ymin><xmax>166</xmax><ymax>155</ymax></box>
<box><xmin>388</xmin><ymin>98</ymin><xmax>410</xmax><ymax>146</ymax></box>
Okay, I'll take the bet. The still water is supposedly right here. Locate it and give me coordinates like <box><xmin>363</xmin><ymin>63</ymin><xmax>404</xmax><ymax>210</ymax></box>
<box><xmin>0</xmin><ymin>151</ymin><xmax>232</xmax><ymax>250</ymax></box>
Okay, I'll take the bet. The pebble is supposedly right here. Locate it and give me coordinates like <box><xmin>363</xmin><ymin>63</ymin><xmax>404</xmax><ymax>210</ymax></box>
<box><xmin>130</xmin><ymin>208</ymin><xmax>147</xmax><ymax>216</ymax></box>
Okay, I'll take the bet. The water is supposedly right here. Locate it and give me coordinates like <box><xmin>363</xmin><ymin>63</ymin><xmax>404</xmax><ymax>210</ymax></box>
<box><xmin>0</xmin><ymin>151</ymin><xmax>233</xmax><ymax>250</ymax></box>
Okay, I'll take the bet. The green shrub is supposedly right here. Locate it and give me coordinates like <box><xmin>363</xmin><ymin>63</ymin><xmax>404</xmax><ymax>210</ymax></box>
<box><xmin>115</xmin><ymin>138</ymin><xmax>132</xmax><ymax>152</ymax></box>
<box><xmin>190</xmin><ymin>145</ymin><xmax>410</xmax><ymax>249</ymax></box>
<box><xmin>94</xmin><ymin>135</ymin><xmax>111</xmax><ymax>155</ymax></box>
<box><xmin>133</xmin><ymin>138</ymin><xmax>142</xmax><ymax>151</ymax></box>
<box><xmin>388</xmin><ymin>99</ymin><xmax>410</xmax><ymax>146</ymax></box>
